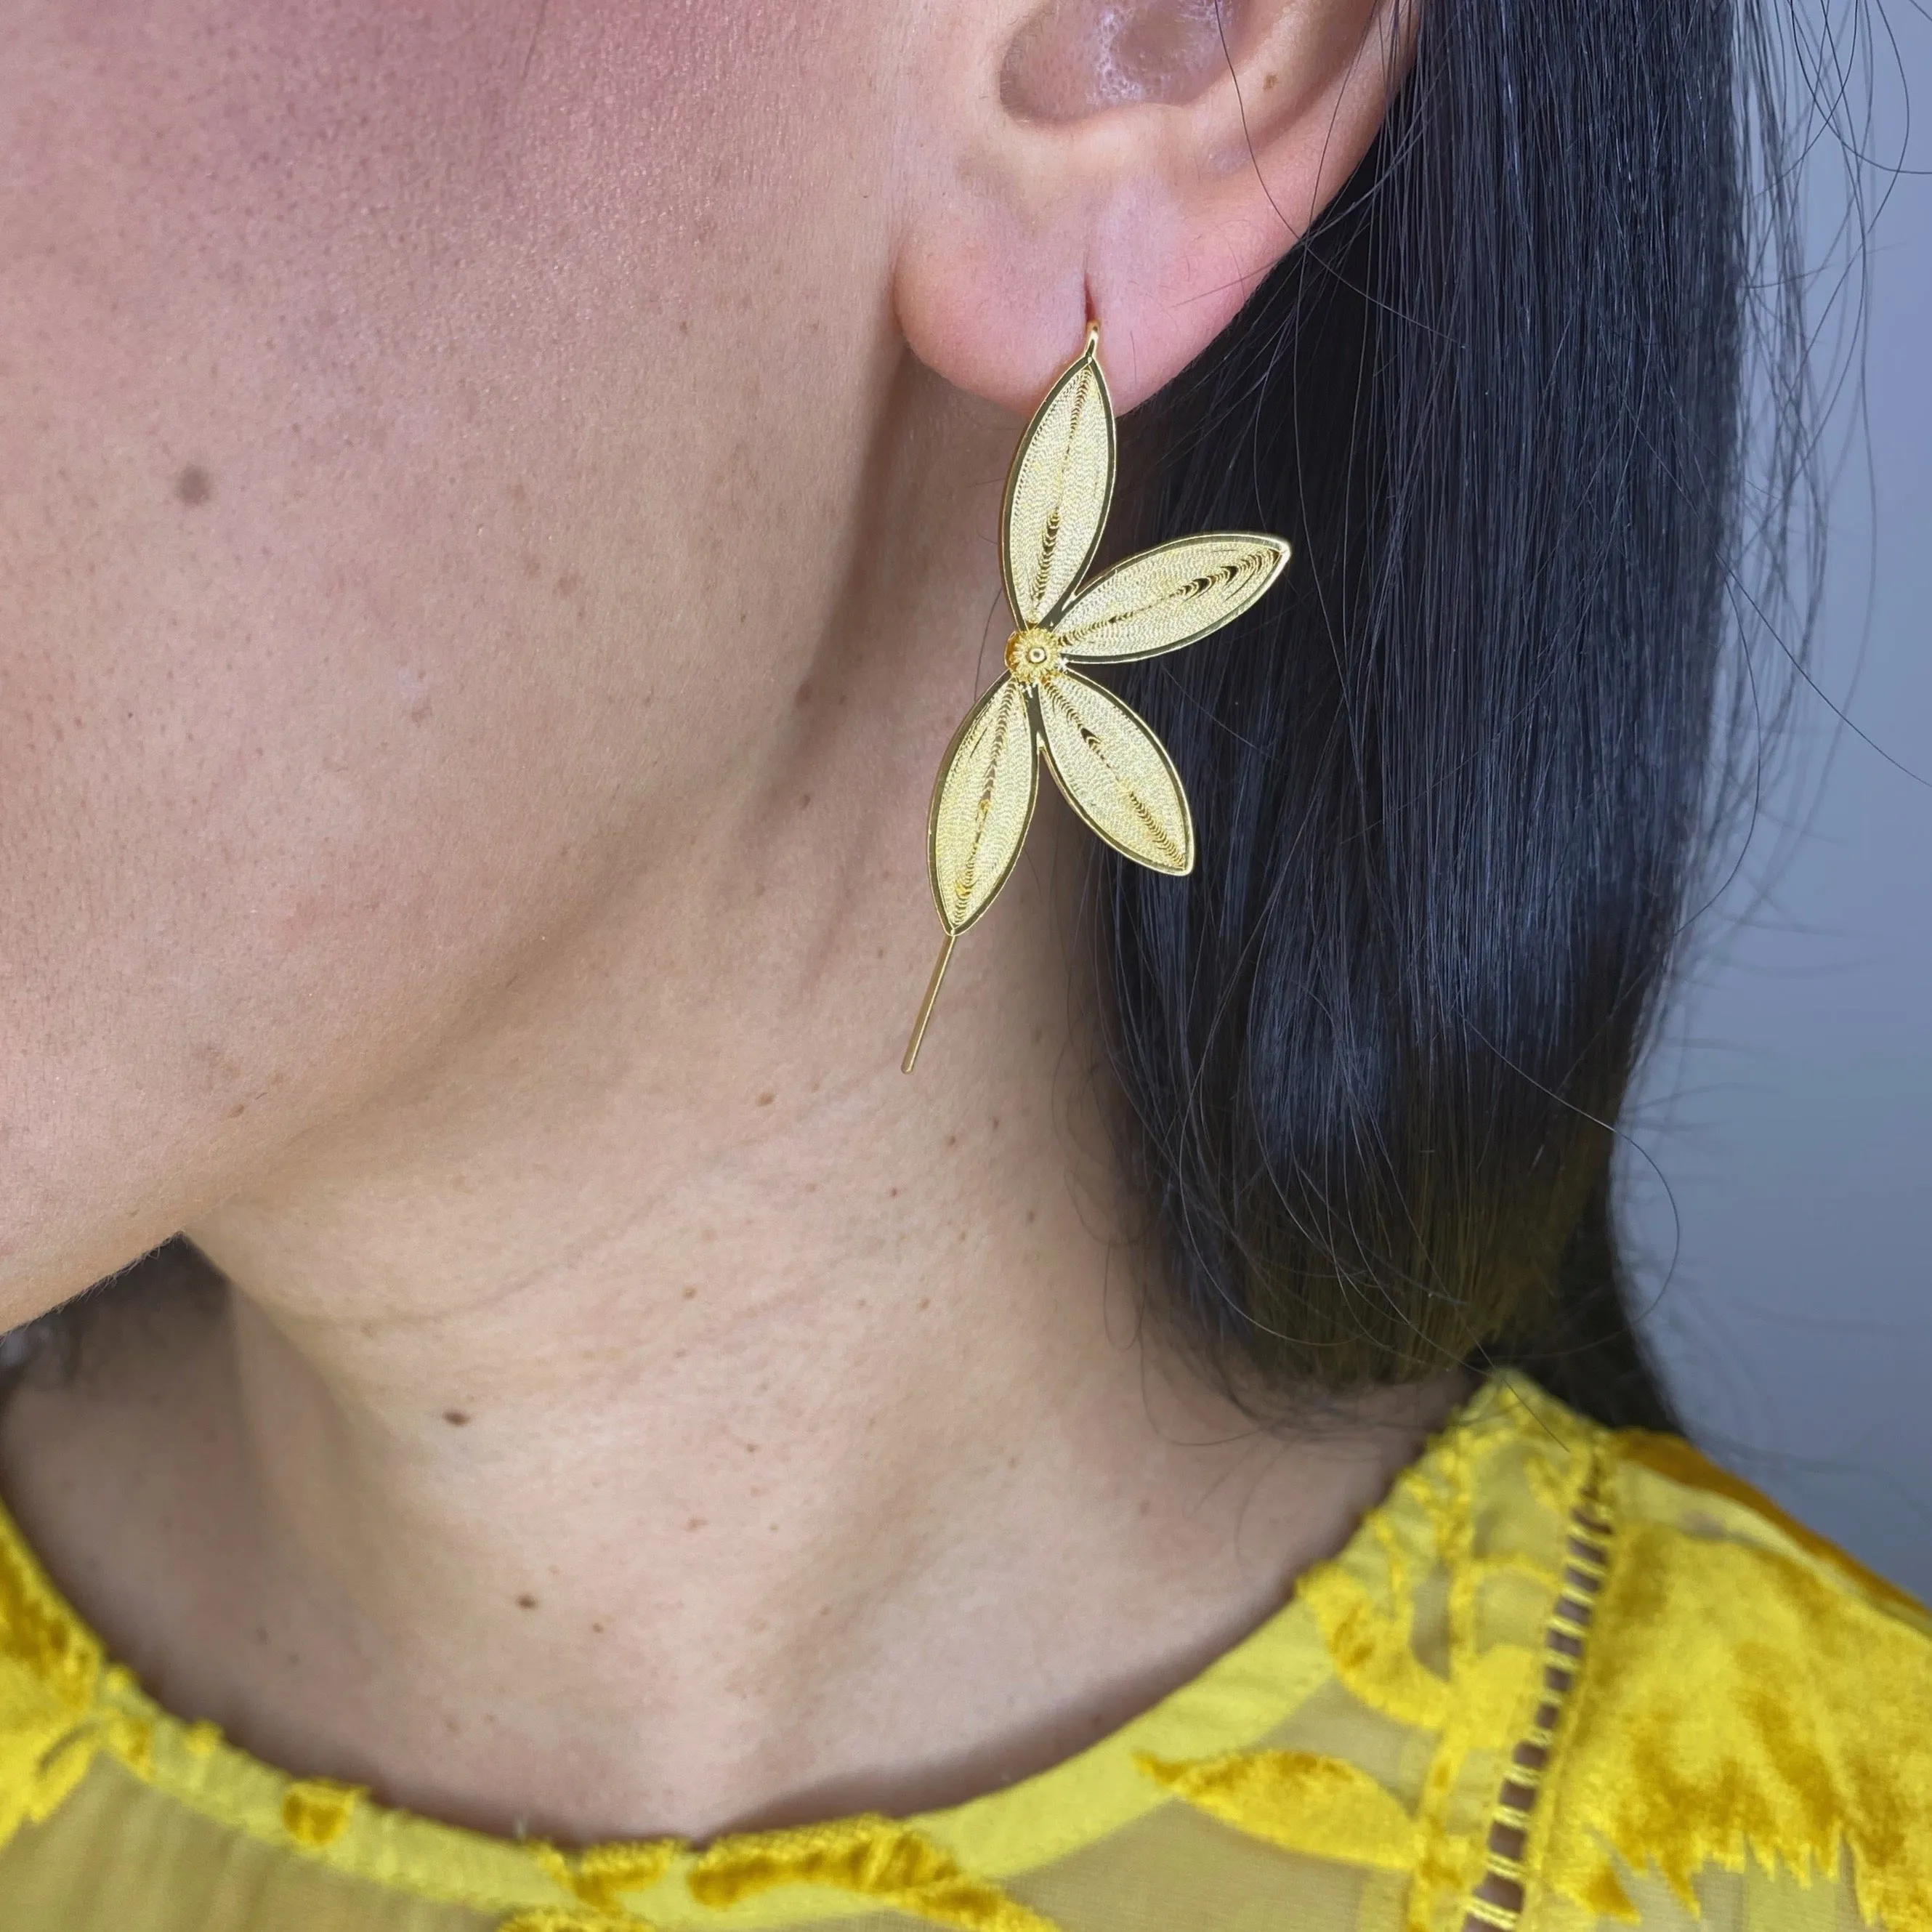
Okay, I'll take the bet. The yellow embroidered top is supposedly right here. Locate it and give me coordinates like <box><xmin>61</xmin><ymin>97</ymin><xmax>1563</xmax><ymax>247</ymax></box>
<box><xmin>0</xmin><ymin>1375</ymin><xmax>1927</xmax><ymax>1932</ymax></box>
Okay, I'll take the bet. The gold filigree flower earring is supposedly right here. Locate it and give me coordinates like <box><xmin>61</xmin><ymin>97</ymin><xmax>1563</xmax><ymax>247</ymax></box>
<box><xmin>902</xmin><ymin>323</ymin><xmax>1291</xmax><ymax>1072</ymax></box>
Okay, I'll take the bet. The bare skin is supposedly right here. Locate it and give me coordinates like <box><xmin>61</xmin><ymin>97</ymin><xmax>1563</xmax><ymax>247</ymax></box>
<box><xmin>0</xmin><ymin>0</ymin><xmax>1434</xmax><ymax>1848</ymax></box>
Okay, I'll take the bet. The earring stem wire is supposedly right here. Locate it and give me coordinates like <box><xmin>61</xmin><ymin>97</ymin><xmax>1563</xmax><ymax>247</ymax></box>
<box><xmin>901</xmin><ymin>932</ymin><xmax>957</xmax><ymax>1075</ymax></box>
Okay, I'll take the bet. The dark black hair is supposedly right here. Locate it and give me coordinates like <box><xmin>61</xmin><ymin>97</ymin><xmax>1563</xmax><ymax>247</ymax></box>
<box><xmin>1098</xmin><ymin>0</ymin><xmax>1816</xmax><ymax>1431</ymax></box>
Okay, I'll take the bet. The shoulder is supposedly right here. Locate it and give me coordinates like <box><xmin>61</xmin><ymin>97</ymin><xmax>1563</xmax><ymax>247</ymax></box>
<box><xmin>1540</xmin><ymin>1412</ymin><xmax>1932</xmax><ymax>1929</ymax></box>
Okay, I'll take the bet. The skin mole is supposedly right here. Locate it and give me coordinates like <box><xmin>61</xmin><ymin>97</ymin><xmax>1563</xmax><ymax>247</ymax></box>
<box><xmin>173</xmin><ymin>464</ymin><xmax>212</xmax><ymax>506</ymax></box>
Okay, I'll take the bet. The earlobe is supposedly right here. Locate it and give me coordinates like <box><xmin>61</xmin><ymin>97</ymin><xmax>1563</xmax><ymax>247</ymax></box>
<box><xmin>893</xmin><ymin>0</ymin><xmax>1410</xmax><ymax>416</ymax></box>
<box><xmin>894</xmin><ymin>214</ymin><xmax>1096</xmax><ymax>422</ymax></box>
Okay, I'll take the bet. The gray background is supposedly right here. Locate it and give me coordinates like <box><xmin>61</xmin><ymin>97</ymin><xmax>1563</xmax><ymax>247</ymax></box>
<box><xmin>1625</xmin><ymin>4</ymin><xmax>1932</xmax><ymax>1596</ymax></box>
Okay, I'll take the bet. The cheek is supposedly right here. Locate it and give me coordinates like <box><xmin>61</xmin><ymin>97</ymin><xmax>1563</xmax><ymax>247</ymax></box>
<box><xmin>0</xmin><ymin>0</ymin><xmax>885</xmax><ymax>1308</ymax></box>
<box><xmin>0</xmin><ymin>403</ymin><xmax>622</xmax><ymax>1309</ymax></box>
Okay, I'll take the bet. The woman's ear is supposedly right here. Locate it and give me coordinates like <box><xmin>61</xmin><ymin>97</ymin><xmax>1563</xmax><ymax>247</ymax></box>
<box><xmin>893</xmin><ymin>0</ymin><xmax>1412</xmax><ymax>413</ymax></box>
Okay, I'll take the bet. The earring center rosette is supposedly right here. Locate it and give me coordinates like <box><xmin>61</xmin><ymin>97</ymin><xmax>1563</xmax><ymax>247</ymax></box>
<box><xmin>902</xmin><ymin>323</ymin><xmax>1291</xmax><ymax>1072</ymax></box>
<box><xmin>1003</xmin><ymin>627</ymin><xmax>1063</xmax><ymax>683</ymax></box>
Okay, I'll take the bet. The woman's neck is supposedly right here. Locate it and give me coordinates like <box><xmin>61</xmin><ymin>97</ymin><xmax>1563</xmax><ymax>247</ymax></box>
<box><xmin>0</xmin><ymin>916</ymin><xmax>1459</xmax><ymax>1840</ymax></box>
<box><xmin>0</xmin><ymin>369</ymin><xmax>1463</xmax><ymax>1843</ymax></box>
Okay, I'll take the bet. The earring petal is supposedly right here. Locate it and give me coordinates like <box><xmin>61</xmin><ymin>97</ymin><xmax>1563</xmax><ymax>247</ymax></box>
<box><xmin>1002</xmin><ymin>333</ymin><xmax>1116</xmax><ymax>629</ymax></box>
<box><xmin>1056</xmin><ymin>534</ymin><xmax>1290</xmax><ymax>665</ymax></box>
<box><xmin>1034</xmin><ymin>671</ymin><xmax>1194</xmax><ymax>876</ymax></box>
<box><xmin>929</xmin><ymin>676</ymin><xmax>1040</xmax><ymax>935</ymax></box>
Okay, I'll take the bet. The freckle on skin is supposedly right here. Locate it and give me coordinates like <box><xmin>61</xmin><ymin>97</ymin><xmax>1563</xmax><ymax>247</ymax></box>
<box><xmin>756</xmin><ymin>1091</ymin><xmax>775</xmax><ymax>1107</ymax></box>
<box><xmin>686</xmin><ymin>1517</ymin><xmax>706</xmax><ymax>1532</ymax></box>
<box><xmin>192</xmin><ymin>1040</ymin><xmax>242</xmax><ymax>1087</ymax></box>
<box><xmin>174</xmin><ymin>464</ymin><xmax>213</xmax><ymax>506</ymax></box>
<box><xmin>682</xmin><ymin>1285</ymin><xmax>698</xmax><ymax>1300</ymax></box>
<box><xmin>442</xmin><ymin>1410</ymin><xmax>470</xmax><ymax>1426</ymax></box>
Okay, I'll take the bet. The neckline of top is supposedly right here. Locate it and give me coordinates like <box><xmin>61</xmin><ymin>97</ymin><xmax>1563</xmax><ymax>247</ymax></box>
<box><xmin>0</xmin><ymin>1370</ymin><xmax>1579</xmax><ymax>1926</ymax></box>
